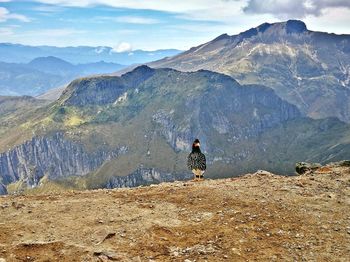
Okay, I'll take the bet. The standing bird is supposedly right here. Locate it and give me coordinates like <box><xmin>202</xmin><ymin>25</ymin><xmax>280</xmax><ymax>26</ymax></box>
<box><xmin>187</xmin><ymin>139</ymin><xmax>206</xmax><ymax>181</ymax></box>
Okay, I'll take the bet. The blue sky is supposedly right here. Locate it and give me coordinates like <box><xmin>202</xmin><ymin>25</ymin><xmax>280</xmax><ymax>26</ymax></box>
<box><xmin>0</xmin><ymin>0</ymin><xmax>350</xmax><ymax>51</ymax></box>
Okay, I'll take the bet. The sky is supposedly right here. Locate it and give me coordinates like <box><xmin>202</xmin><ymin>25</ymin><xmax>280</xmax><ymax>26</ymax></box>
<box><xmin>0</xmin><ymin>0</ymin><xmax>350</xmax><ymax>51</ymax></box>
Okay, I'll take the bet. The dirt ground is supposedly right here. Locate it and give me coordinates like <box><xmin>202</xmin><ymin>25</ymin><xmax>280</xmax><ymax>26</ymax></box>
<box><xmin>0</xmin><ymin>164</ymin><xmax>349</xmax><ymax>261</ymax></box>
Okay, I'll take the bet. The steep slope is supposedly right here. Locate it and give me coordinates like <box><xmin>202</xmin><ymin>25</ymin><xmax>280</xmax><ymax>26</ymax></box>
<box><xmin>0</xmin><ymin>66</ymin><xmax>349</xmax><ymax>194</ymax></box>
<box><xmin>150</xmin><ymin>20</ymin><xmax>350</xmax><ymax>122</ymax></box>
<box><xmin>0</xmin><ymin>162</ymin><xmax>349</xmax><ymax>260</ymax></box>
<box><xmin>35</xmin><ymin>86</ymin><xmax>66</xmax><ymax>101</ymax></box>
<box><xmin>0</xmin><ymin>96</ymin><xmax>50</xmax><ymax>142</ymax></box>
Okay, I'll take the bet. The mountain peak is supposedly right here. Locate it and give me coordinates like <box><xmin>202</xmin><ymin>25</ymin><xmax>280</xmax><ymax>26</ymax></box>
<box><xmin>121</xmin><ymin>65</ymin><xmax>155</xmax><ymax>81</ymax></box>
<box><xmin>285</xmin><ymin>20</ymin><xmax>307</xmax><ymax>33</ymax></box>
<box><xmin>29</xmin><ymin>56</ymin><xmax>73</xmax><ymax>66</ymax></box>
<box><xmin>256</xmin><ymin>20</ymin><xmax>307</xmax><ymax>35</ymax></box>
<box><xmin>237</xmin><ymin>20</ymin><xmax>308</xmax><ymax>41</ymax></box>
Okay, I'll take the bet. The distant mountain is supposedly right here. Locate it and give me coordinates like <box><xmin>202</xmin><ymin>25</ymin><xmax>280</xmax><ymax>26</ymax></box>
<box><xmin>0</xmin><ymin>43</ymin><xmax>182</xmax><ymax>64</ymax></box>
<box><xmin>0</xmin><ymin>57</ymin><xmax>125</xmax><ymax>97</ymax></box>
<box><xmin>0</xmin><ymin>61</ymin><xmax>62</xmax><ymax>96</ymax></box>
<box><xmin>0</xmin><ymin>66</ymin><xmax>349</xmax><ymax>194</ymax></box>
<box><xmin>149</xmin><ymin>20</ymin><xmax>350</xmax><ymax>122</ymax></box>
<box><xmin>28</xmin><ymin>56</ymin><xmax>75</xmax><ymax>75</ymax></box>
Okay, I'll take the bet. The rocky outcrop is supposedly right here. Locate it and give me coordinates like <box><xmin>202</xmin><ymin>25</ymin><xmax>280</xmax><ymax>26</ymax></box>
<box><xmin>105</xmin><ymin>168</ymin><xmax>191</xmax><ymax>189</ymax></box>
<box><xmin>0</xmin><ymin>183</ymin><xmax>7</xmax><ymax>195</ymax></box>
<box><xmin>295</xmin><ymin>162</ymin><xmax>322</xmax><ymax>175</ymax></box>
<box><xmin>0</xmin><ymin>133</ymin><xmax>127</xmax><ymax>187</ymax></box>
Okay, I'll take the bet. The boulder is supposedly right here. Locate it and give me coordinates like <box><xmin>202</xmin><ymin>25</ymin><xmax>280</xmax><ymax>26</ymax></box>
<box><xmin>295</xmin><ymin>162</ymin><xmax>321</xmax><ymax>175</ymax></box>
<box><xmin>334</xmin><ymin>160</ymin><xmax>350</xmax><ymax>167</ymax></box>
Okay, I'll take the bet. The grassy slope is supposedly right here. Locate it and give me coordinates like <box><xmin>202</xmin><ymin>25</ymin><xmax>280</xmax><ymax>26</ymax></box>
<box><xmin>1</xmin><ymin>69</ymin><xmax>349</xmax><ymax>193</ymax></box>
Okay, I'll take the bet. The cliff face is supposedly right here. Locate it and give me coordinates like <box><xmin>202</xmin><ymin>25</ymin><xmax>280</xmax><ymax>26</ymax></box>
<box><xmin>105</xmin><ymin>168</ymin><xmax>192</xmax><ymax>189</ymax></box>
<box><xmin>0</xmin><ymin>133</ymin><xmax>127</xmax><ymax>188</ymax></box>
<box><xmin>0</xmin><ymin>182</ymin><xmax>7</xmax><ymax>195</ymax></box>
<box><xmin>151</xmin><ymin>73</ymin><xmax>301</xmax><ymax>153</ymax></box>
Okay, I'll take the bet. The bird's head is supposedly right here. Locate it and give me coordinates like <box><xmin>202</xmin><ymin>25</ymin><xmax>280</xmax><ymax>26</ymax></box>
<box><xmin>192</xmin><ymin>138</ymin><xmax>201</xmax><ymax>152</ymax></box>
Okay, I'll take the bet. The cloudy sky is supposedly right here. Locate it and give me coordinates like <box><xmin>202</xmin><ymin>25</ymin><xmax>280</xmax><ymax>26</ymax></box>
<box><xmin>0</xmin><ymin>0</ymin><xmax>349</xmax><ymax>51</ymax></box>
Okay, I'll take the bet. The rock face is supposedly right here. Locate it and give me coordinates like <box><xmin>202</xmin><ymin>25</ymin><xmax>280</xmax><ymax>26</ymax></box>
<box><xmin>150</xmin><ymin>20</ymin><xmax>350</xmax><ymax>122</ymax></box>
<box><xmin>143</xmin><ymin>69</ymin><xmax>301</xmax><ymax>153</ymax></box>
<box><xmin>0</xmin><ymin>183</ymin><xmax>7</xmax><ymax>195</ymax></box>
<box><xmin>105</xmin><ymin>168</ymin><xmax>192</xmax><ymax>189</ymax></box>
<box><xmin>0</xmin><ymin>133</ymin><xmax>127</xmax><ymax>187</ymax></box>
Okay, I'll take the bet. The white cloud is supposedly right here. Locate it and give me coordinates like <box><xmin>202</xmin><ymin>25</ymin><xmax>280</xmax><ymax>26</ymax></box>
<box><xmin>95</xmin><ymin>15</ymin><xmax>160</xmax><ymax>25</ymax></box>
<box><xmin>0</xmin><ymin>7</ymin><xmax>31</xmax><ymax>22</ymax></box>
<box><xmin>32</xmin><ymin>28</ymin><xmax>86</xmax><ymax>37</ymax></box>
<box><xmin>0</xmin><ymin>26</ymin><xmax>14</xmax><ymax>36</ymax></box>
<box><xmin>114</xmin><ymin>16</ymin><xmax>160</xmax><ymax>24</ymax></box>
<box><xmin>112</xmin><ymin>42</ymin><xmax>132</xmax><ymax>53</ymax></box>
<box><xmin>94</xmin><ymin>46</ymin><xmax>107</xmax><ymax>53</ymax></box>
<box><xmin>21</xmin><ymin>0</ymin><xmax>350</xmax><ymax>22</ymax></box>
<box><xmin>28</xmin><ymin>0</ymin><xmax>248</xmax><ymax>22</ymax></box>
<box><xmin>243</xmin><ymin>0</ymin><xmax>350</xmax><ymax>18</ymax></box>
<box><xmin>32</xmin><ymin>5</ymin><xmax>65</xmax><ymax>13</ymax></box>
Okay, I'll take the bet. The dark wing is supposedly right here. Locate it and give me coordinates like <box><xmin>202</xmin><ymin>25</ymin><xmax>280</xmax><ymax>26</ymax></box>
<box><xmin>187</xmin><ymin>152</ymin><xmax>206</xmax><ymax>171</ymax></box>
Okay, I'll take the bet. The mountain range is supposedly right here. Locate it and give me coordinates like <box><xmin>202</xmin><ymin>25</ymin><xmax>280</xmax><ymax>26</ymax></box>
<box><xmin>1</xmin><ymin>65</ymin><xmax>349</xmax><ymax>194</ymax></box>
<box><xmin>0</xmin><ymin>56</ymin><xmax>125</xmax><ymax>96</ymax></box>
<box><xmin>148</xmin><ymin>20</ymin><xmax>350</xmax><ymax>123</ymax></box>
<box><xmin>0</xmin><ymin>20</ymin><xmax>349</xmax><ymax>195</ymax></box>
<box><xmin>0</xmin><ymin>43</ymin><xmax>181</xmax><ymax>64</ymax></box>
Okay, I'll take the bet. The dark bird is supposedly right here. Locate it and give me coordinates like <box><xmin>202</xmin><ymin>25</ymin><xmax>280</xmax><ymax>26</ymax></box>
<box><xmin>187</xmin><ymin>139</ymin><xmax>206</xmax><ymax>181</ymax></box>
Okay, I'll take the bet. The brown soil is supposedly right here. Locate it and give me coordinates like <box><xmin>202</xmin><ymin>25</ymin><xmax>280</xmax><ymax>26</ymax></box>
<box><xmin>0</xmin><ymin>165</ymin><xmax>349</xmax><ymax>261</ymax></box>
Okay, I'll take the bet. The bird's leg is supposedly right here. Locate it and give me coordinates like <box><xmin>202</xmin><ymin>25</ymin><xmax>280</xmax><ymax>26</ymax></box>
<box><xmin>199</xmin><ymin>171</ymin><xmax>204</xmax><ymax>181</ymax></box>
<box><xmin>193</xmin><ymin>169</ymin><xmax>201</xmax><ymax>181</ymax></box>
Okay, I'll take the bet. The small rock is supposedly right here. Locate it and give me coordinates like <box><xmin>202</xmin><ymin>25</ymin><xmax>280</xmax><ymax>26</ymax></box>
<box><xmin>93</xmin><ymin>251</ymin><xmax>123</xmax><ymax>260</ymax></box>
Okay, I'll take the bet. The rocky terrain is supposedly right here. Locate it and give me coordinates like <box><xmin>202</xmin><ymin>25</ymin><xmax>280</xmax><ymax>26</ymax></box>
<box><xmin>0</xmin><ymin>162</ymin><xmax>349</xmax><ymax>261</ymax></box>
